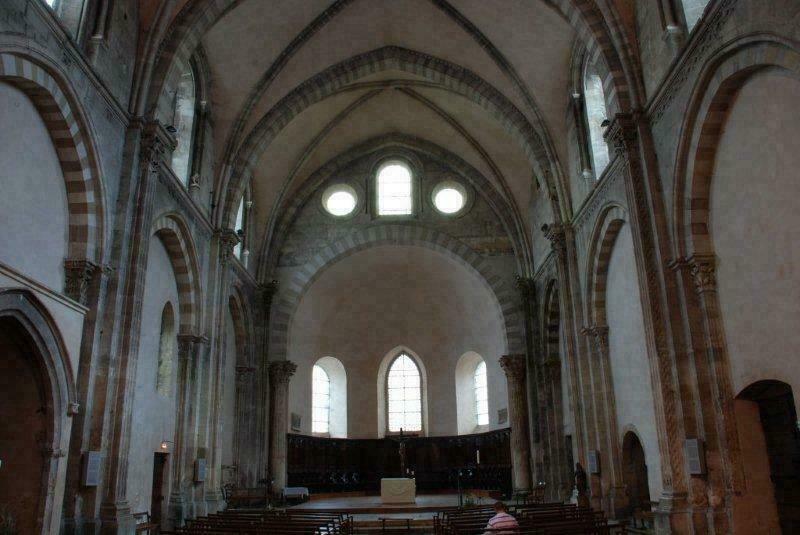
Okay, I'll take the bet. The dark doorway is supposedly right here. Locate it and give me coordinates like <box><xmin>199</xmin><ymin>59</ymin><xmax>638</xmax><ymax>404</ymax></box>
<box><xmin>151</xmin><ymin>452</ymin><xmax>169</xmax><ymax>527</ymax></box>
<box><xmin>739</xmin><ymin>380</ymin><xmax>800</xmax><ymax>533</ymax></box>
<box><xmin>622</xmin><ymin>432</ymin><xmax>650</xmax><ymax>515</ymax></box>
<box><xmin>0</xmin><ymin>319</ymin><xmax>49</xmax><ymax>535</ymax></box>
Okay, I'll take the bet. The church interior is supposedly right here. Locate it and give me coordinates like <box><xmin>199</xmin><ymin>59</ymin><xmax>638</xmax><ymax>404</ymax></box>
<box><xmin>1</xmin><ymin>0</ymin><xmax>799</xmax><ymax>533</ymax></box>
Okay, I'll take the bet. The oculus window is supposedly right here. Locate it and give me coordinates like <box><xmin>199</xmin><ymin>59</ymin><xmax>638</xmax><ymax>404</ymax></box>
<box><xmin>432</xmin><ymin>181</ymin><xmax>466</xmax><ymax>215</ymax></box>
<box><xmin>322</xmin><ymin>184</ymin><xmax>358</xmax><ymax>217</ymax></box>
<box><xmin>377</xmin><ymin>162</ymin><xmax>413</xmax><ymax>216</ymax></box>
<box><xmin>387</xmin><ymin>353</ymin><xmax>422</xmax><ymax>433</ymax></box>
<box><xmin>474</xmin><ymin>361</ymin><xmax>489</xmax><ymax>426</ymax></box>
<box><xmin>312</xmin><ymin>364</ymin><xmax>331</xmax><ymax>434</ymax></box>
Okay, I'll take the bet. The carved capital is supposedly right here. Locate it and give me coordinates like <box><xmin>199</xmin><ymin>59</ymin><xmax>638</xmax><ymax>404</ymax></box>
<box><xmin>542</xmin><ymin>223</ymin><xmax>567</xmax><ymax>257</ymax></box>
<box><xmin>258</xmin><ymin>280</ymin><xmax>279</xmax><ymax>314</ymax></box>
<box><xmin>189</xmin><ymin>173</ymin><xmax>201</xmax><ymax>192</ymax></box>
<box><xmin>67</xmin><ymin>402</ymin><xmax>80</xmax><ymax>416</ymax></box>
<box><xmin>499</xmin><ymin>354</ymin><xmax>527</xmax><ymax>382</ymax></box>
<box><xmin>140</xmin><ymin>121</ymin><xmax>170</xmax><ymax>172</ymax></box>
<box><xmin>688</xmin><ymin>254</ymin><xmax>717</xmax><ymax>295</ymax></box>
<box><xmin>236</xmin><ymin>365</ymin><xmax>256</xmax><ymax>385</ymax></box>
<box><xmin>516</xmin><ymin>276</ymin><xmax>535</xmax><ymax>302</ymax></box>
<box><xmin>218</xmin><ymin>229</ymin><xmax>240</xmax><ymax>266</ymax></box>
<box><xmin>582</xmin><ymin>325</ymin><xmax>609</xmax><ymax>354</ymax></box>
<box><xmin>603</xmin><ymin>113</ymin><xmax>638</xmax><ymax>156</ymax></box>
<box><xmin>268</xmin><ymin>360</ymin><xmax>297</xmax><ymax>385</ymax></box>
<box><xmin>177</xmin><ymin>334</ymin><xmax>207</xmax><ymax>360</ymax></box>
<box><xmin>64</xmin><ymin>259</ymin><xmax>99</xmax><ymax>306</ymax></box>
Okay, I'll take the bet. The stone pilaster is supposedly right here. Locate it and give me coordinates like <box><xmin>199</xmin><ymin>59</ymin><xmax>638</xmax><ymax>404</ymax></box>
<box><xmin>268</xmin><ymin>360</ymin><xmax>297</xmax><ymax>493</ymax></box>
<box><xmin>500</xmin><ymin>354</ymin><xmax>532</xmax><ymax>492</ymax></box>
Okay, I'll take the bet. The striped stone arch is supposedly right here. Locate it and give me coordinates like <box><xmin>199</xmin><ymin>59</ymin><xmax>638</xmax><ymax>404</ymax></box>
<box><xmin>0</xmin><ymin>52</ymin><xmax>104</xmax><ymax>263</ymax></box>
<box><xmin>228</xmin><ymin>285</ymin><xmax>253</xmax><ymax>368</ymax></box>
<box><xmin>259</xmin><ymin>133</ymin><xmax>528</xmax><ymax>278</ymax></box>
<box><xmin>268</xmin><ymin>224</ymin><xmax>523</xmax><ymax>360</ymax></box>
<box><xmin>674</xmin><ymin>37</ymin><xmax>800</xmax><ymax>258</ymax></box>
<box><xmin>145</xmin><ymin>0</ymin><xmax>632</xmax><ymax>120</ymax></box>
<box><xmin>543</xmin><ymin>280</ymin><xmax>561</xmax><ymax>363</ymax></box>
<box><xmin>219</xmin><ymin>46</ymin><xmax>555</xmax><ymax>230</ymax></box>
<box><xmin>151</xmin><ymin>213</ymin><xmax>203</xmax><ymax>334</ymax></box>
<box><xmin>585</xmin><ymin>204</ymin><xmax>627</xmax><ymax>326</ymax></box>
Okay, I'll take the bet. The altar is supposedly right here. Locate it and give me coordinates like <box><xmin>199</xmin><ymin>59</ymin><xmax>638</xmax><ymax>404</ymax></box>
<box><xmin>380</xmin><ymin>478</ymin><xmax>416</xmax><ymax>504</ymax></box>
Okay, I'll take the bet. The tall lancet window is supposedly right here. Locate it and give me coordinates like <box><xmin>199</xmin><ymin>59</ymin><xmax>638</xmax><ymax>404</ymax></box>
<box><xmin>387</xmin><ymin>353</ymin><xmax>422</xmax><ymax>433</ymax></box>
<box><xmin>234</xmin><ymin>197</ymin><xmax>245</xmax><ymax>260</ymax></box>
<box><xmin>377</xmin><ymin>162</ymin><xmax>413</xmax><ymax>215</ymax></box>
<box><xmin>156</xmin><ymin>303</ymin><xmax>175</xmax><ymax>396</ymax></box>
<box><xmin>474</xmin><ymin>361</ymin><xmax>489</xmax><ymax>426</ymax></box>
<box><xmin>312</xmin><ymin>365</ymin><xmax>331</xmax><ymax>434</ymax></box>
<box><xmin>171</xmin><ymin>65</ymin><xmax>197</xmax><ymax>185</ymax></box>
<box><xmin>583</xmin><ymin>61</ymin><xmax>610</xmax><ymax>178</ymax></box>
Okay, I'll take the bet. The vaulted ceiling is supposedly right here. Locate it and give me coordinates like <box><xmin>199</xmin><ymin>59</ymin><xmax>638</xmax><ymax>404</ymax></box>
<box><xmin>147</xmin><ymin>0</ymin><xmax>591</xmax><ymax>275</ymax></box>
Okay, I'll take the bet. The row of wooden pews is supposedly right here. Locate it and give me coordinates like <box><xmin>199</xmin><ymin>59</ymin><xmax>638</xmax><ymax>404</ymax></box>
<box><xmin>435</xmin><ymin>503</ymin><xmax>617</xmax><ymax>534</ymax></box>
<box><xmin>166</xmin><ymin>509</ymin><xmax>352</xmax><ymax>534</ymax></box>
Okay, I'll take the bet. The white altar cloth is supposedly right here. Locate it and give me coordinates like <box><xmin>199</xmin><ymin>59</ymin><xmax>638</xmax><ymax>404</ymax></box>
<box><xmin>380</xmin><ymin>478</ymin><xmax>416</xmax><ymax>504</ymax></box>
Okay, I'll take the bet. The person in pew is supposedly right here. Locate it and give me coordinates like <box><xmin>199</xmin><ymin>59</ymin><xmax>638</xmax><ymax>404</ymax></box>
<box><xmin>484</xmin><ymin>501</ymin><xmax>519</xmax><ymax>534</ymax></box>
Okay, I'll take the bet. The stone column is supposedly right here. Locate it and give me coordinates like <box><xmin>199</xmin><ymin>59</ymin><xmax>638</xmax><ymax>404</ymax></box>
<box><xmin>268</xmin><ymin>360</ymin><xmax>297</xmax><ymax>493</ymax></box>
<box><xmin>500</xmin><ymin>354</ymin><xmax>532</xmax><ymax>493</ymax></box>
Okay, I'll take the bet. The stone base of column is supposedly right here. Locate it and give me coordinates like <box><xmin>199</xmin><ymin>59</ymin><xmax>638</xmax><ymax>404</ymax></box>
<box><xmin>607</xmin><ymin>485</ymin><xmax>629</xmax><ymax>519</ymax></box>
<box><xmin>99</xmin><ymin>502</ymin><xmax>136</xmax><ymax>535</ymax></box>
<box><xmin>167</xmin><ymin>491</ymin><xmax>190</xmax><ymax>530</ymax></box>
<box><xmin>653</xmin><ymin>491</ymin><xmax>691</xmax><ymax>534</ymax></box>
<box><xmin>205</xmin><ymin>489</ymin><xmax>226</xmax><ymax>514</ymax></box>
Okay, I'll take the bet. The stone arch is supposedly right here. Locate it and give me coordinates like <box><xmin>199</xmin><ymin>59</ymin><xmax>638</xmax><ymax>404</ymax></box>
<box><xmin>621</xmin><ymin>426</ymin><xmax>652</xmax><ymax>514</ymax></box>
<box><xmin>0</xmin><ymin>289</ymin><xmax>77</xmax><ymax>535</ymax></box>
<box><xmin>219</xmin><ymin>46</ymin><xmax>558</xmax><ymax>230</ymax></box>
<box><xmin>143</xmin><ymin>0</ymin><xmax>632</xmax><ymax>123</ymax></box>
<box><xmin>269</xmin><ymin>225</ymin><xmax>521</xmax><ymax>360</ymax></box>
<box><xmin>228</xmin><ymin>285</ymin><xmax>252</xmax><ymax>368</ymax></box>
<box><xmin>585</xmin><ymin>204</ymin><xmax>627</xmax><ymax>326</ymax></box>
<box><xmin>674</xmin><ymin>36</ymin><xmax>800</xmax><ymax>258</ymax></box>
<box><xmin>0</xmin><ymin>51</ymin><xmax>105</xmax><ymax>264</ymax></box>
<box><xmin>260</xmin><ymin>133</ymin><xmax>530</xmax><ymax>277</ymax></box>
<box><xmin>376</xmin><ymin>345</ymin><xmax>429</xmax><ymax>438</ymax></box>
<box><xmin>151</xmin><ymin>213</ymin><xmax>203</xmax><ymax>334</ymax></box>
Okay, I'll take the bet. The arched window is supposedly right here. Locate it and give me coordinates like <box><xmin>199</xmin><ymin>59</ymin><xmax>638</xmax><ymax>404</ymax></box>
<box><xmin>312</xmin><ymin>364</ymin><xmax>330</xmax><ymax>434</ymax></box>
<box><xmin>474</xmin><ymin>361</ymin><xmax>489</xmax><ymax>426</ymax></box>
<box><xmin>387</xmin><ymin>353</ymin><xmax>422</xmax><ymax>433</ymax></box>
<box><xmin>583</xmin><ymin>60</ymin><xmax>610</xmax><ymax>178</ymax></box>
<box><xmin>156</xmin><ymin>303</ymin><xmax>175</xmax><ymax>396</ymax></box>
<box><xmin>377</xmin><ymin>161</ymin><xmax>413</xmax><ymax>216</ymax></box>
<box><xmin>170</xmin><ymin>65</ymin><xmax>197</xmax><ymax>185</ymax></box>
<box><xmin>233</xmin><ymin>186</ymin><xmax>251</xmax><ymax>266</ymax></box>
<box><xmin>681</xmin><ymin>0</ymin><xmax>710</xmax><ymax>32</ymax></box>
<box><xmin>312</xmin><ymin>357</ymin><xmax>348</xmax><ymax>437</ymax></box>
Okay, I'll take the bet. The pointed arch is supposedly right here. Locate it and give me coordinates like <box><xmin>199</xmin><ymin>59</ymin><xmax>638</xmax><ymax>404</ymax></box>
<box><xmin>151</xmin><ymin>213</ymin><xmax>203</xmax><ymax>334</ymax></box>
<box><xmin>376</xmin><ymin>346</ymin><xmax>429</xmax><ymax>438</ymax></box>
<box><xmin>0</xmin><ymin>51</ymin><xmax>105</xmax><ymax>265</ymax></box>
<box><xmin>0</xmin><ymin>289</ymin><xmax>77</xmax><ymax>534</ymax></box>
<box><xmin>585</xmin><ymin>204</ymin><xmax>627</xmax><ymax>326</ymax></box>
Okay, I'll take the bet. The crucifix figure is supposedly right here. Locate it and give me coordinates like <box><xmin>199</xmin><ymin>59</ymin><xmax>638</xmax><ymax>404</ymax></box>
<box><xmin>390</xmin><ymin>428</ymin><xmax>411</xmax><ymax>477</ymax></box>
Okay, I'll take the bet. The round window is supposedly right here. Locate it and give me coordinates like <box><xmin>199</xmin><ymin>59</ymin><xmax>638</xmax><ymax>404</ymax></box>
<box><xmin>432</xmin><ymin>181</ymin><xmax>466</xmax><ymax>214</ymax></box>
<box><xmin>322</xmin><ymin>184</ymin><xmax>358</xmax><ymax>217</ymax></box>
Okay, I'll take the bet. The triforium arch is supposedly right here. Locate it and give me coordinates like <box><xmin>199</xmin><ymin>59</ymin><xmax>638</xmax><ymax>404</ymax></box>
<box><xmin>674</xmin><ymin>36</ymin><xmax>800</xmax><ymax>258</ymax></box>
<box><xmin>268</xmin><ymin>225</ymin><xmax>522</xmax><ymax>360</ymax></box>
<box><xmin>0</xmin><ymin>51</ymin><xmax>105</xmax><ymax>266</ymax></box>
<box><xmin>217</xmin><ymin>46</ymin><xmax>562</xmax><ymax>230</ymax></box>
<box><xmin>0</xmin><ymin>288</ymin><xmax>77</xmax><ymax>535</ymax></box>
<box><xmin>151</xmin><ymin>213</ymin><xmax>203</xmax><ymax>334</ymax></box>
<box><xmin>260</xmin><ymin>134</ymin><xmax>532</xmax><ymax>277</ymax></box>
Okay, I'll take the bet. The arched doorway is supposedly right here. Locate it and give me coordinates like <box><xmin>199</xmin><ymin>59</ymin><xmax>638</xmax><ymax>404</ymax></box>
<box><xmin>738</xmin><ymin>381</ymin><xmax>800</xmax><ymax>533</ymax></box>
<box><xmin>0</xmin><ymin>318</ymin><xmax>49</xmax><ymax>534</ymax></box>
<box><xmin>0</xmin><ymin>290</ymin><xmax>74</xmax><ymax>535</ymax></box>
<box><xmin>622</xmin><ymin>431</ymin><xmax>650</xmax><ymax>516</ymax></box>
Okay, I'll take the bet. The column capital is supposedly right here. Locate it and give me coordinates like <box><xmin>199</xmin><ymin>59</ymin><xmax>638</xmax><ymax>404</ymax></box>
<box><xmin>516</xmin><ymin>276</ymin><xmax>535</xmax><ymax>300</ymax></box>
<box><xmin>583</xmin><ymin>325</ymin><xmax>609</xmax><ymax>353</ymax></box>
<box><xmin>687</xmin><ymin>254</ymin><xmax>717</xmax><ymax>295</ymax></box>
<box><xmin>217</xmin><ymin>228</ymin><xmax>240</xmax><ymax>266</ymax></box>
<box><xmin>64</xmin><ymin>259</ymin><xmax>99</xmax><ymax>306</ymax></box>
<box><xmin>258</xmin><ymin>280</ymin><xmax>279</xmax><ymax>313</ymax></box>
<box><xmin>177</xmin><ymin>334</ymin><xmax>208</xmax><ymax>359</ymax></box>
<box><xmin>268</xmin><ymin>360</ymin><xmax>297</xmax><ymax>385</ymax></box>
<box><xmin>542</xmin><ymin>223</ymin><xmax>567</xmax><ymax>257</ymax></box>
<box><xmin>500</xmin><ymin>354</ymin><xmax>527</xmax><ymax>381</ymax></box>
<box><xmin>603</xmin><ymin>113</ymin><xmax>638</xmax><ymax>155</ymax></box>
<box><xmin>140</xmin><ymin>120</ymin><xmax>171</xmax><ymax>171</ymax></box>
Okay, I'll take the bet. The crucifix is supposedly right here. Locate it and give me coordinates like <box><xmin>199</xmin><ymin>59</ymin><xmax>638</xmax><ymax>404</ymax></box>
<box><xmin>389</xmin><ymin>428</ymin><xmax>411</xmax><ymax>477</ymax></box>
